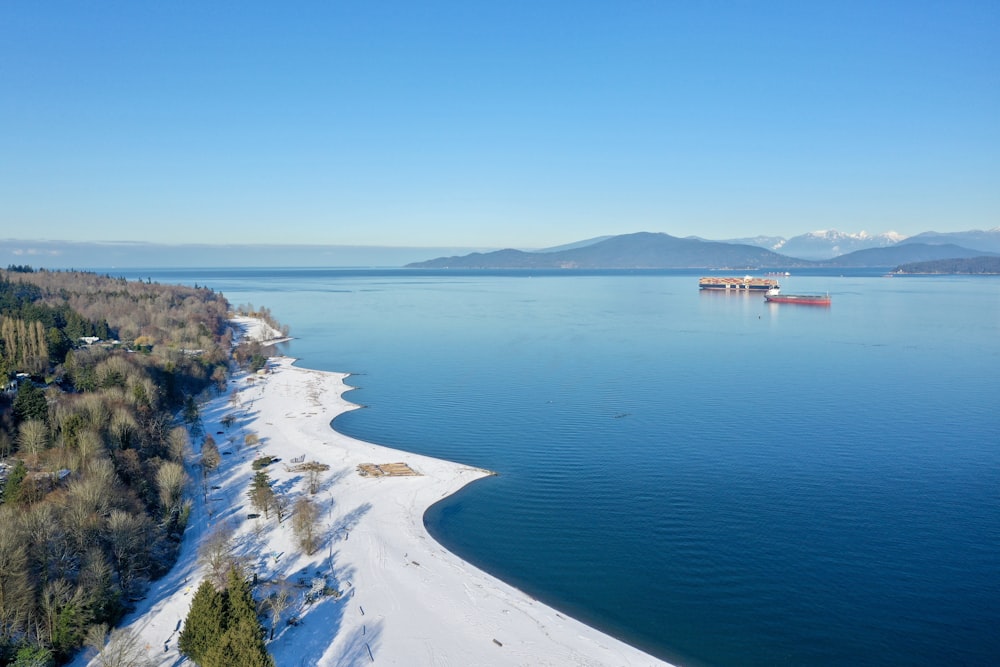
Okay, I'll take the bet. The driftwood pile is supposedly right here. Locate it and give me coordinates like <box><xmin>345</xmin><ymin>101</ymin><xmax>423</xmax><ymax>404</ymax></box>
<box><xmin>356</xmin><ymin>462</ymin><xmax>420</xmax><ymax>477</ymax></box>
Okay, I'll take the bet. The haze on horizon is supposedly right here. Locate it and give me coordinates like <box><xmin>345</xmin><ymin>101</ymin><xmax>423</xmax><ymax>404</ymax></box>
<box><xmin>2</xmin><ymin>2</ymin><xmax>997</xmax><ymax>250</ymax></box>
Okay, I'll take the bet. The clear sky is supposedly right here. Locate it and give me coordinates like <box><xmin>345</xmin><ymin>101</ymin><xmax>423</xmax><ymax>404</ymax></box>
<box><xmin>2</xmin><ymin>1</ymin><xmax>997</xmax><ymax>248</ymax></box>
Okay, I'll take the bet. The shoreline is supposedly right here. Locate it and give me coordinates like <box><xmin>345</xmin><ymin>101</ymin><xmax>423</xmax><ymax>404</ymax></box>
<box><xmin>78</xmin><ymin>354</ymin><xmax>673</xmax><ymax>666</ymax></box>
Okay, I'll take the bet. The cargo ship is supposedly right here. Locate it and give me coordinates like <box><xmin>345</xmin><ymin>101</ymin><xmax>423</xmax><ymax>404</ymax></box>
<box><xmin>764</xmin><ymin>292</ymin><xmax>831</xmax><ymax>306</ymax></box>
<box><xmin>699</xmin><ymin>275</ymin><xmax>780</xmax><ymax>292</ymax></box>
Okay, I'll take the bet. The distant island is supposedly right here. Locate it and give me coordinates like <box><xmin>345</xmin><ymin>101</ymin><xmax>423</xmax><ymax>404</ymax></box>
<box><xmin>405</xmin><ymin>231</ymin><xmax>999</xmax><ymax>270</ymax></box>
<box><xmin>892</xmin><ymin>256</ymin><xmax>1000</xmax><ymax>274</ymax></box>
<box><xmin>408</xmin><ymin>232</ymin><xmax>810</xmax><ymax>270</ymax></box>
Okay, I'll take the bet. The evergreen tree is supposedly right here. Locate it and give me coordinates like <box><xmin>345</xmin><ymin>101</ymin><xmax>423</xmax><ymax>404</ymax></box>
<box><xmin>12</xmin><ymin>381</ymin><xmax>48</xmax><ymax>424</ymax></box>
<box><xmin>211</xmin><ymin>569</ymin><xmax>272</xmax><ymax>666</ymax></box>
<box><xmin>182</xmin><ymin>396</ymin><xmax>199</xmax><ymax>425</ymax></box>
<box><xmin>248</xmin><ymin>471</ymin><xmax>274</xmax><ymax>519</ymax></box>
<box><xmin>224</xmin><ymin>568</ymin><xmax>258</xmax><ymax>631</ymax></box>
<box><xmin>11</xmin><ymin>645</ymin><xmax>54</xmax><ymax>667</ymax></box>
<box><xmin>180</xmin><ymin>570</ymin><xmax>273</xmax><ymax>667</ymax></box>
<box><xmin>178</xmin><ymin>581</ymin><xmax>226</xmax><ymax>664</ymax></box>
<box><xmin>201</xmin><ymin>617</ymin><xmax>274</xmax><ymax>667</ymax></box>
<box><xmin>1</xmin><ymin>460</ymin><xmax>27</xmax><ymax>505</ymax></box>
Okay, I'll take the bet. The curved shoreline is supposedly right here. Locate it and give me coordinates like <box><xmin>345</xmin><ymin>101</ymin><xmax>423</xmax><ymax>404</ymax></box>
<box><xmin>79</xmin><ymin>355</ymin><xmax>673</xmax><ymax>666</ymax></box>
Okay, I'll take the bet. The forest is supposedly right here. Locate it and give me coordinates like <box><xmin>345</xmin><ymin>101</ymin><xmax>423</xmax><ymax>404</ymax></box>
<box><xmin>892</xmin><ymin>255</ymin><xmax>1000</xmax><ymax>274</ymax></box>
<box><xmin>0</xmin><ymin>267</ymin><xmax>258</xmax><ymax>666</ymax></box>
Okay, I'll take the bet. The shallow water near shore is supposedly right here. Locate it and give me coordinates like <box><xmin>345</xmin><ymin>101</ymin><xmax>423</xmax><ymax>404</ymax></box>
<box><xmin>118</xmin><ymin>268</ymin><xmax>999</xmax><ymax>666</ymax></box>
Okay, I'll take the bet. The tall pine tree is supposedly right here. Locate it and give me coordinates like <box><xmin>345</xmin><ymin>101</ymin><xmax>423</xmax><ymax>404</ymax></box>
<box><xmin>177</xmin><ymin>580</ymin><xmax>225</xmax><ymax>664</ymax></box>
<box><xmin>179</xmin><ymin>570</ymin><xmax>273</xmax><ymax>667</ymax></box>
<box><xmin>201</xmin><ymin>616</ymin><xmax>274</xmax><ymax>667</ymax></box>
<box><xmin>224</xmin><ymin>568</ymin><xmax>258</xmax><ymax>629</ymax></box>
<box><xmin>201</xmin><ymin>570</ymin><xmax>273</xmax><ymax>667</ymax></box>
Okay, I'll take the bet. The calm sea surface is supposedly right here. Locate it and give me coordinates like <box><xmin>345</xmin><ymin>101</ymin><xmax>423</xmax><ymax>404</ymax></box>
<box><xmin>119</xmin><ymin>268</ymin><xmax>999</xmax><ymax>666</ymax></box>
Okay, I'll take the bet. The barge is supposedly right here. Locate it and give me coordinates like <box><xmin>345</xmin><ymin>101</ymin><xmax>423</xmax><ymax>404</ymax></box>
<box><xmin>699</xmin><ymin>276</ymin><xmax>780</xmax><ymax>292</ymax></box>
<box><xmin>764</xmin><ymin>292</ymin><xmax>831</xmax><ymax>306</ymax></box>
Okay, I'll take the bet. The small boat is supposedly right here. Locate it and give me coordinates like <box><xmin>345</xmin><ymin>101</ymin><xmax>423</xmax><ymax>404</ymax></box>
<box><xmin>764</xmin><ymin>291</ymin><xmax>831</xmax><ymax>306</ymax></box>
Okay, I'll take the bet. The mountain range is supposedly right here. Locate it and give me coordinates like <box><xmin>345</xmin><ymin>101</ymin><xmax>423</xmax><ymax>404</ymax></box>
<box><xmin>723</xmin><ymin>230</ymin><xmax>906</xmax><ymax>260</ymax></box>
<box><xmin>3</xmin><ymin>228</ymin><xmax>998</xmax><ymax>270</ymax></box>
<box><xmin>407</xmin><ymin>229</ymin><xmax>1000</xmax><ymax>270</ymax></box>
<box><xmin>725</xmin><ymin>229</ymin><xmax>1000</xmax><ymax>260</ymax></box>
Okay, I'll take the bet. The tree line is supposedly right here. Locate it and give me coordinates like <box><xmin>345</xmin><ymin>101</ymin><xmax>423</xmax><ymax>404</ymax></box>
<box><xmin>0</xmin><ymin>268</ymin><xmax>265</xmax><ymax>666</ymax></box>
<box><xmin>893</xmin><ymin>256</ymin><xmax>1000</xmax><ymax>274</ymax></box>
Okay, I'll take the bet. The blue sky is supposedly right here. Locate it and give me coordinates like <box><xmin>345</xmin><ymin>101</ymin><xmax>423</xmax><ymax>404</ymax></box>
<box><xmin>2</xmin><ymin>1</ymin><xmax>997</xmax><ymax>248</ymax></box>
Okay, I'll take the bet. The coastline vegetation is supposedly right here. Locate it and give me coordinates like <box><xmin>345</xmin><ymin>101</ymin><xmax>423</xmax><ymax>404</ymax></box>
<box><xmin>892</xmin><ymin>256</ymin><xmax>1000</xmax><ymax>274</ymax></box>
<box><xmin>0</xmin><ymin>267</ymin><xmax>267</xmax><ymax>666</ymax></box>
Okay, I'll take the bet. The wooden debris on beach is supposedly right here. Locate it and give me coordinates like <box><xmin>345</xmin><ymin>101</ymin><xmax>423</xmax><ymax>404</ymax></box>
<box><xmin>286</xmin><ymin>459</ymin><xmax>327</xmax><ymax>473</ymax></box>
<box><xmin>357</xmin><ymin>462</ymin><xmax>420</xmax><ymax>477</ymax></box>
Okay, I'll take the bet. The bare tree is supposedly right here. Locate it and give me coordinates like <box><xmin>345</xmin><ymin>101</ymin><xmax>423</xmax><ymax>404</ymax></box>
<box><xmin>201</xmin><ymin>436</ymin><xmax>220</xmax><ymax>475</ymax></box>
<box><xmin>66</xmin><ymin>458</ymin><xmax>117</xmax><ymax>519</ymax></box>
<box><xmin>78</xmin><ymin>392</ymin><xmax>110</xmax><ymax>430</ymax></box>
<box><xmin>274</xmin><ymin>491</ymin><xmax>289</xmax><ymax>525</ymax></box>
<box><xmin>156</xmin><ymin>460</ymin><xmax>187</xmax><ymax>515</ymax></box>
<box><xmin>61</xmin><ymin>489</ymin><xmax>102</xmax><ymax>552</ymax></box>
<box><xmin>262</xmin><ymin>579</ymin><xmax>293</xmax><ymax>640</ymax></box>
<box><xmin>168</xmin><ymin>425</ymin><xmax>191</xmax><ymax>463</ymax></box>
<box><xmin>77</xmin><ymin>547</ymin><xmax>115</xmax><ymax>614</ymax></box>
<box><xmin>86</xmin><ymin>624</ymin><xmax>154</xmax><ymax>667</ymax></box>
<box><xmin>0</xmin><ymin>509</ymin><xmax>33</xmax><ymax>642</ymax></box>
<box><xmin>75</xmin><ymin>427</ymin><xmax>103</xmax><ymax>464</ymax></box>
<box><xmin>301</xmin><ymin>461</ymin><xmax>330</xmax><ymax>495</ymax></box>
<box><xmin>106</xmin><ymin>510</ymin><xmax>151</xmax><ymax>595</ymax></box>
<box><xmin>108</xmin><ymin>407</ymin><xmax>138</xmax><ymax>449</ymax></box>
<box><xmin>20</xmin><ymin>502</ymin><xmax>75</xmax><ymax>582</ymax></box>
<box><xmin>292</xmin><ymin>497</ymin><xmax>321</xmax><ymax>555</ymax></box>
<box><xmin>198</xmin><ymin>522</ymin><xmax>238</xmax><ymax>589</ymax></box>
<box><xmin>17</xmin><ymin>419</ymin><xmax>49</xmax><ymax>457</ymax></box>
<box><xmin>211</xmin><ymin>365</ymin><xmax>228</xmax><ymax>392</ymax></box>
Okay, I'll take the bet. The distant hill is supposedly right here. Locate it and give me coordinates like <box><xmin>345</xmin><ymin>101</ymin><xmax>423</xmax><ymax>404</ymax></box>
<box><xmin>536</xmin><ymin>236</ymin><xmax>614</xmax><ymax>253</ymax></box>
<box><xmin>900</xmin><ymin>229</ymin><xmax>1000</xmax><ymax>254</ymax></box>
<box><xmin>0</xmin><ymin>239</ymin><xmax>495</xmax><ymax>269</ymax></box>
<box><xmin>406</xmin><ymin>232</ymin><xmax>811</xmax><ymax>269</ymax></box>
<box><xmin>819</xmin><ymin>243</ymin><xmax>996</xmax><ymax>267</ymax></box>
<box><xmin>714</xmin><ymin>235</ymin><xmax>786</xmax><ymax>252</ymax></box>
<box><xmin>893</xmin><ymin>256</ymin><xmax>1000</xmax><ymax>274</ymax></box>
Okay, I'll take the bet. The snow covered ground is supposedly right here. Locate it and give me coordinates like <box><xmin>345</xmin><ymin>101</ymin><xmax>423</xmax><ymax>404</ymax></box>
<box><xmin>73</xmin><ymin>335</ymin><xmax>672</xmax><ymax>666</ymax></box>
<box><xmin>229</xmin><ymin>315</ymin><xmax>289</xmax><ymax>345</ymax></box>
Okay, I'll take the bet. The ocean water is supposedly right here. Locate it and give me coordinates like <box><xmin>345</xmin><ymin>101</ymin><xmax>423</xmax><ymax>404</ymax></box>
<box><xmin>122</xmin><ymin>269</ymin><xmax>999</xmax><ymax>666</ymax></box>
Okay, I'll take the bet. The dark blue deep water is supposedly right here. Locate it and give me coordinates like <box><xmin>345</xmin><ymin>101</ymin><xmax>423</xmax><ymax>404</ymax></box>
<box><xmin>123</xmin><ymin>269</ymin><xmax>1000</xmax><ymax>666</ymax></box>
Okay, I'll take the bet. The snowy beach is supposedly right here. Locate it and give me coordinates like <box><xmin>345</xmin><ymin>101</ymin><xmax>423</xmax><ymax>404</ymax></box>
<box><xmin>75</xmin><ymin>327</ymin><xmax>672</xmax><ymax>665</ymax></box>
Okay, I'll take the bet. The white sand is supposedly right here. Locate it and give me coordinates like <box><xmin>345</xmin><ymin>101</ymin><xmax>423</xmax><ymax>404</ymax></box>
<box><xmin>229</xmin><ymin>315</ymin><xmax>289</xmax><ymax>345</ymax></box>
<box><xmin>76</xmin><ymin>352</ymin><xmax>673</xmax><ymax>666</ymax></box>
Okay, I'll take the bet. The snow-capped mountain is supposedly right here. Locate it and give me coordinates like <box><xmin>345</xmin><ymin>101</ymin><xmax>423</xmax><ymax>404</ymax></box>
<box><xmin>729</xmin><ymin>230</ymin><xmax>906</xmax><ymax>260</ymax></box>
